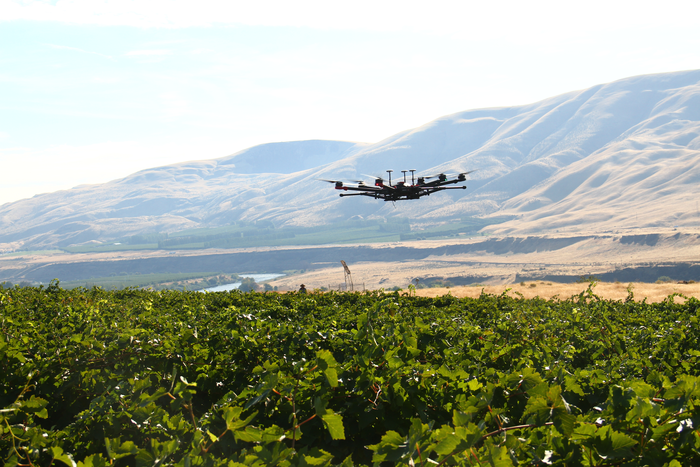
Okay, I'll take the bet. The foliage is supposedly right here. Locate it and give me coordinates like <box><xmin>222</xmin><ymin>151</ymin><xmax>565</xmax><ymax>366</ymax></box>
<box><xmin>576</xmin><ymin>275</ymin><xmax>600</xmax><ymax>284</ymax></box>
<box><xmin>238</xmin><ymin>277</ymin><xmax>259</xmax><ymax>292</ymax></box>
<box><xmin>2</xmin><ymin>281</ymin><xmax>700</xmax><ymax>466</ymax></box>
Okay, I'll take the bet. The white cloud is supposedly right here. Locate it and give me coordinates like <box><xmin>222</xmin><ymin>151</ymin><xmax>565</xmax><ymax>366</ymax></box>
<box><xmin>158</xmin><ymin>92</ymin><xmax>189</xmax><ymax>118</ymax></box>
<box><xmin>3</xmin><ymin>0</ymin><xmax>699</xmax><ymax>38</ymax></box>
<box><xmin>124</xmin><ymin>49</ymin><xmax>172</xmax><ymax>56</ymax></box>
<box><xmin>46</xmin><ymin>43</ymin><xmax>114</xmax><ymax>59</ymax></box>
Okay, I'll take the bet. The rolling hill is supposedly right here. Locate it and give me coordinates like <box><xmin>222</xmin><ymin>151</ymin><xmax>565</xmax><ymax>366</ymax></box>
<box><xmin>2</xmin><ymin>69</ymin><xmax>700</xmax><ymax>249</ymax></box>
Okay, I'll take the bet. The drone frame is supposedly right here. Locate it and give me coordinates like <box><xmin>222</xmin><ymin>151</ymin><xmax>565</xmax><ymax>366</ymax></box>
<box><xmin>321</xmin><ymin>169</ymin><xmax>473</xmax><ymax>202</ymax></box>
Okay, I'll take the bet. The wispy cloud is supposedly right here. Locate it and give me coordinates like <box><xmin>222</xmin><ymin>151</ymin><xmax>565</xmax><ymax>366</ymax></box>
<box><xmin>4</xmin><ymin>0</ymin><xmax>700</xmax><ymax>38</ymax></box>
<box><xmin>125</xmin><ymin>49</ymin><xmax>172</xmax><ymax>56</ymax></box>
<box><xmin>45</xmin><ymin>43</ymin><xmax>114</xmax><ymax>60</ymax></box>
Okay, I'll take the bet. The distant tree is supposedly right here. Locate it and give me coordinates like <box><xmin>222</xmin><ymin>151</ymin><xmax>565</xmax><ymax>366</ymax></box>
<box><xmin>576</xmin><ymin>275</ymin><xmax>600</xmax><ymax>284</ymax></box>
<box><xmin>238</xmin><ymin>277</ymin><xmax>259</xmax><ymax>292</ymax></box>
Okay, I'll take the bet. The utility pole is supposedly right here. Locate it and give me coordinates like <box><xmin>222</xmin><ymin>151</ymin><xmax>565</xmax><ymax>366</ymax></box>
<box><xmin>340</xmin><ymin>260</ymin><xmax>354</xmax><ymax>292</ymax></box>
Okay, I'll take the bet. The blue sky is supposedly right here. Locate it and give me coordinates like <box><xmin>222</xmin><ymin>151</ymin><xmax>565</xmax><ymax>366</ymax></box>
<box><xmin>2</xmin><ymin>0</ymin><xmax>700</xmax><ymax>206</ymax></box>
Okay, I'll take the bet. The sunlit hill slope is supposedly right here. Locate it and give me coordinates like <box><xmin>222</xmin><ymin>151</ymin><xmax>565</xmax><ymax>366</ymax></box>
<box><xmin>1</xmin><ymin>69</ymin><xmax>700</xmax><ymax>249</ymax></box>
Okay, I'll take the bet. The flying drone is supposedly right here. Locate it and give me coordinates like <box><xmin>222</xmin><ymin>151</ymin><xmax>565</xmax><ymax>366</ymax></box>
<box><xmin>320</xmin><ymin>169</ymin><xmax>475</xmax><ymax>202</ymax></box>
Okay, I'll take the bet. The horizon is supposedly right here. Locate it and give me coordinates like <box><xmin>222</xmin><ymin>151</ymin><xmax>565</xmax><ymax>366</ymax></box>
<box><xmin>2</xmin><ymin>0</ymin><xmax>700</xmax><ymax>206</ymax></box>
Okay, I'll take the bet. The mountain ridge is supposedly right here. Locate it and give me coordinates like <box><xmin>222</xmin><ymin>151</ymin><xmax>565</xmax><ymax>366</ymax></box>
<box><xmin>2</xmin><ymin>69</ymin><xmax>700</xmax><ymax>249</ymax></box>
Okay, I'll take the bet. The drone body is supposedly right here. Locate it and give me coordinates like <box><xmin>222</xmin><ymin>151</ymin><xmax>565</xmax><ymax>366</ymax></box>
<box><xmin>321</xmin><ymin>169</ymin><xmax>473</xmax><ymax>202</ymax></box>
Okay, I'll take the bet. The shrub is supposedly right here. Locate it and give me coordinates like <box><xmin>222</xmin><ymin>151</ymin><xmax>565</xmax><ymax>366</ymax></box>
<box><xmin>238</xmin><ymin>277</ymin><xmax>259</xmax><ymax>292</ymax></box>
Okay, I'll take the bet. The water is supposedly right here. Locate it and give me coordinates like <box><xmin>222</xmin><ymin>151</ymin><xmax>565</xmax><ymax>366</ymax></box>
<box><xmin>199</xmin><ymin>273</ymin><xmax>285</xmax><ymax>292</ymax></box>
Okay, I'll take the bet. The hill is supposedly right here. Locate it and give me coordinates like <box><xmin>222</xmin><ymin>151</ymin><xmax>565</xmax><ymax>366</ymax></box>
<box><xmin>1</xmin><ymin>69</ymin><xmax>700</xmax><ymax>249</ymax></box>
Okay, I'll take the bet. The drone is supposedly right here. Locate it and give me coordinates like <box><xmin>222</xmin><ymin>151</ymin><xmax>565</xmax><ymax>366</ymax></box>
<box><xmin>320</xmin><ymin>169</ymin><xmax>474</xmax><ymax>202</ymax></box>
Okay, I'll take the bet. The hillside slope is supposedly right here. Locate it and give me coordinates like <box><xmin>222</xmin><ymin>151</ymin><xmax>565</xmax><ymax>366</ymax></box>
<box><xmin>2</xmin><ymin>70</ymin><xmax>700</xmax><ymax>248</ymax></box>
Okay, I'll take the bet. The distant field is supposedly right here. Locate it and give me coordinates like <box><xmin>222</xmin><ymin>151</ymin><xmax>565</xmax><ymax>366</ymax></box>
<box><xmin>415</xmin><ymin>280</ymin><xmax>700</xmax><ymax>303</ymax></box>
<box><xmin>54</xmin><ymin>217</ymin><xmax>500</xmax><ymax>254</ymax></box>
<box><xmin>0</xmin><ymin>249</ymin><xmax>64</xmax><ymax>257</ymax></box>
<box><xmin>58</xmin><ymin>272</ymin><xmax>228</xmax><ymax>290</ymax></box>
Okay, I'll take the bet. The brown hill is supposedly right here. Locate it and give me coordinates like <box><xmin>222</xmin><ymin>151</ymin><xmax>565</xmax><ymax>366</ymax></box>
<box><xmin>1</xmin><ymin>70</ymin><xmax>700</xmax><ymax>249</ymax></box>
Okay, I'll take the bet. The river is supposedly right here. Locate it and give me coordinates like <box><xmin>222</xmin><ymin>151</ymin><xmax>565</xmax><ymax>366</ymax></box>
<box><xmin>199</xmin><ymin>273</ymin><xmax>285</xmax><ymax>292</ymax></box>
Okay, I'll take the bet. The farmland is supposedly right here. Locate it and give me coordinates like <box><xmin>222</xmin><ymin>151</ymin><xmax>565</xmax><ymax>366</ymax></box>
<box><xmin>3</xmin><ymin>284</ymin><xmax>700</xmax><ymax>465</ymax></box>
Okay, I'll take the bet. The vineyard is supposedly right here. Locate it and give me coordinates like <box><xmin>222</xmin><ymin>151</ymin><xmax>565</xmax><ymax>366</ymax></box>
<box><xmin>2</xmin><ymin>282</ymin><xmax>700</xmax><ymax>466</ymax></box>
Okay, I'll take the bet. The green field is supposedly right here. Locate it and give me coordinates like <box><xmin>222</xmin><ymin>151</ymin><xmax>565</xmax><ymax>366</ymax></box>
<box><xmin>57</xmin><ymin>272</ymin><xmax>237</xmax><ymax>291</ymax></box>
<box><xmin>62</xmin><ymin>244</ymin><xmax>160</xmax><ymax>254</ymax></box>
<box><xmin>55</xmin><ymin>217</ymin><xmax>506</xmax><ymax>254</ymax></box>
<box><xmin>3</xmin><ymin>284</ymin><xmax>699</xmax><ymax>465</ymax></box>
<box><xmin>0</xmin><ymin>250</ymin><xmax>65</xmax><ymax>257</ymax></box>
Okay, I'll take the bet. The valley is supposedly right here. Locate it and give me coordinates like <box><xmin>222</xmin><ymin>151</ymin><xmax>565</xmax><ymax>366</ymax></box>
<box><xmin>2</xmin><ymin>70</ymin><xmax>700</xmax><ymax>252</ymax></box>
<box><xmin>3</xmin><ymin>228</ymin><xmax>699</xmax><ymax>296</ymax></box>
<box><xmin>2</xmin><ymin>70</ymin><xmax>700</xmax><ymax>293</ymax></box>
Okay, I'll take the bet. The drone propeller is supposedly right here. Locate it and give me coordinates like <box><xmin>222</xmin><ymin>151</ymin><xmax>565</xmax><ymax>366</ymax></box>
<box><xmin>318</xmin><ymin>178</ymin><xmax>366</xmax><ymax>184</ymax></box>
<box><xmin>424</xmin><ymin>169</ymin><xmax>477</xmax><ymax>180</ymax></box>
<box><xmin>423</xmin><ymin>173</ymin><xmax>447</xmax><ymax>181</ymax></box>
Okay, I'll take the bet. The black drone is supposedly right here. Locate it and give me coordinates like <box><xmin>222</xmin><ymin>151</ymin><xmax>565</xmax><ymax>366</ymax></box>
<box><xmin>320</xmin><ymin>169</ymin><xmax>474</xmax><ymax>202</ymax></box>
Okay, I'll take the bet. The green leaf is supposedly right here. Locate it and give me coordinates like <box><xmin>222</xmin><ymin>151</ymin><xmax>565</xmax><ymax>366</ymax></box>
<box><xmin>50</xmin><ymin>446</ymin><xmax>77</xmax><ymax>467</ymax></box>
<box><xmin>138</xmin><ymin>387</ymin><xmax>168</xmax><ymax>407</ymax></box>
<box><xmin>223</xmin><ymin>406</ymin><xmax>257</xmax><ymax>432</ymax></box>
<box><xmin>314</xmin><ymin>397</ymin><xmax>345</xmax><ymax>440</ymax></box>
<box><xmin>320</xmin><ymin>412</ymin><xmax>345</xmax><ymax>440</ymax></box>
<box><xmin>316</xmin><ymin>349</ymin><xmax>338</xmax><ymax>370</ymax></box>
<box><xmin>553</xmin><ymin>411</ymin><xmax>576</xmax><ymax>436</ymax></box>
<box><xmin>525</xmin><ymin>396</ymin><xmax>550</xmax><ymax>425</ymax></box>
<box><xmin>593</xmin><ymin>425</ymin><xmax>637</xmax><ymax>459</ymax></box>
<box><xmin>234</xmin><ymin>426</ymin><xmax>263</xmax><ymax>443</ymax></box>
<box><xmin>298</xmin><ymin>448</ymin><xmax>334</xmax><ymax>467</ymax></box>
<box><xmin>467</xmin><ymin>379</ymin><xmax>482</xmax><ymax>391</ymax></box>
<box><xmin>434</xmin><ymin>433</ymin><xmax>462</xmax><ymax>456</ymax></box>
<box><xmin>76</xmin><ymin>454</ymin><xmax>108</xmax><ymax>467</ymax></box>
<box><xmin>323</xmin><ymin>367</ymin><xmax>339</xmax><ymax>388</ymax></box>
<box><xmin>480</xmin><ymin>440</ymin><xmax>512</xmax><ymax>467</ymax></box>
<box><xmin>506</xmin><ymin>368</ymin><xmax>543</xmax><ymax>392</ymax></box>
<box><xmin>572</xmin><ymin>423</ymin><xmax>597</xmax><ymax>441</ymax></box>
<box><xmin>134</xmin><ymin>450</ymin><xmax>155</xmax><ymax>467</ymax></box>
<box><xmin>452</xmin><ymin>410</ymin><xmax>471</xmax><ymax>427</ymax></box>
<box><xmin>368</xmin><ymin>430</ymin><xmax>409</xmax><ymax>464</ymax></box>
<box><xmin>21</xmin><ymin>395</ymin><xmax>49</xmax><ymax>418</ymax></box>
<box><xmin>105</xmin><ymin>438</ymin><xmax>139</xmax><ymax>460</ymax></box>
